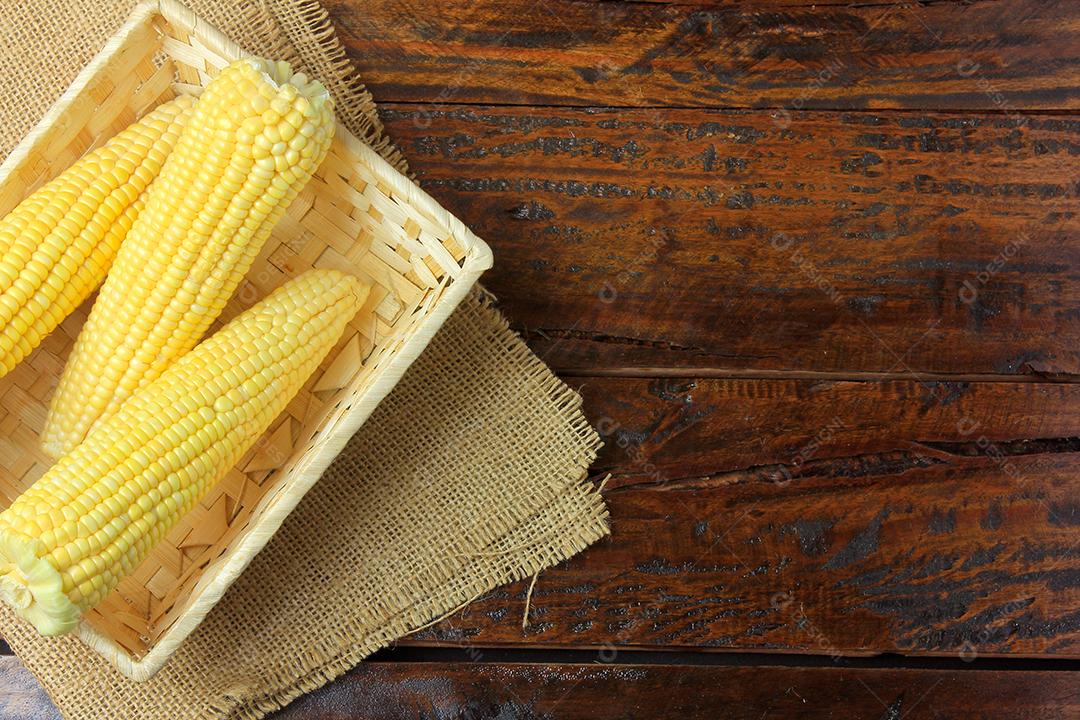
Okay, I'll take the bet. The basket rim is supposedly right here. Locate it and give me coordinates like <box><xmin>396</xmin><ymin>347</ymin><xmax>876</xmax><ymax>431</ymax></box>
<box><xmin>0</xmin><ymin>0</ymin><xmax>491</xmax><ymax>680</ymax></box>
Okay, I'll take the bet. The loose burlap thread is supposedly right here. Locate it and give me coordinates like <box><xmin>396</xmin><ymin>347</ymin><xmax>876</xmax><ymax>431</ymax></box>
<box><xmin>0</xmin><ymin>1</ymin><xmax>609</xmax><ymax>718</ymax></box>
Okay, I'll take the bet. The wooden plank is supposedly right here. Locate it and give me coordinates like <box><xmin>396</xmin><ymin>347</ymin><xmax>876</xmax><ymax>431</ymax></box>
<box><xmin>271</xmin><ymin>661</ymin><xmax>1080</xmax><ymax>719</ymax></box>
<box><xmin>579</xmin><ymin>378</ymin><xmax>1080</xmax><ymax>488</ymax></box>
<box><xmin>400</xmin><ymin>452</ymin><xmax>1080</xmax><ymax>655</ymax></box>
<box><xmin>327</xmin><ymin>0</ymin><xmax>1080</xmax><ymax>110</ymax></box>
<box><xmin>379</xmin><ymin>105</ymin><xmax>1080</xmax><ymax>375</ymax></box>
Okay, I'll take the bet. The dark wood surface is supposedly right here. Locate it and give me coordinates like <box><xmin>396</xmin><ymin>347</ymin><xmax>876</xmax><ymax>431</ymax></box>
<box><xmin>376</xmin><ymin>105</ymin><xmax>1079</xmax><ymax>376</ymax></box>
<box><xmin>326</xmin><ymin>0</ymin><xmax>1079</xmax><ymax>110</ymax></box>
<box><xmin>272</xmin><ymin>660</ymin><xmax>1080</xmax><ymax>719</ymax></box>
<box><xmin>269</xmin><ymin>0</ymin><xmax>1080</xmax><ymax>716</ymax></box>
<box><xmin>407</xmin><ymin>452</ymin><xmax>1080</xmax><ymax>655</ymax></box>
<box><xmin>397</xmin><ymin>381</ymin><xmax>1080</xmax><ymax>657</ymax></box>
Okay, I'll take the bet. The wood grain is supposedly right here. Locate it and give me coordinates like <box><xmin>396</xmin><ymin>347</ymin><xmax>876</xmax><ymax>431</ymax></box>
<box><xmin>270</xmin><ymin>661</ymin><xmax>1080</xmax><ymax>719</ymax></box>
<box><xmin>265</xmin><ymin>1</ymin><xmax>1080</xmax><ymax>715</ymax></box>
<box><xmin>579</xmin><ymin>378</ymin><xmax>1080</xmax><ymax>488</ymax></box>
<box><xmin>379</xmin><ymin>104</ymin><xmax>1080</xmax><ymax>375</ymax></box>
<box><xmin>385</xmin><ymin>375</ymin><xmax>1080</xmax><ymax>656</ymax></box>
<box><xmin>327</xmin><ymin>0</ymin><xmax>1080</xmax><ymax>110</ymax></box>
<box><xmin>402</xmin><ymin>450</ymin><xmax>1080</xmax><ymax>655</ymax></box>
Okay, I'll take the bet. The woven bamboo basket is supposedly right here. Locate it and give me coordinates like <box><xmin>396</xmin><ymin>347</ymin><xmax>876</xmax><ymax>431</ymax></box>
<box><xmin>0</xmin><ymin>0</ymin><xmax>491</xmax><ymax>680</ymax></box>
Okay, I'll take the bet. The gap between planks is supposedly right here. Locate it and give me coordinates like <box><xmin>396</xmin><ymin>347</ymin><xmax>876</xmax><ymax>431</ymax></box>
<box><xmin>556</xmin><ymin>367</ymin><xmax>1080</xmax><ymax>383</ymax></box>
<box><xmin>571</xmin><ymin>0</ymin><xmax>1005</xmax><ymax>7</ymax></box>
<box><xmin>373</xmin><ymin>645</ymin><xmax>1080</xmax><ymax>671</ymax></box>
<box><xmin>378</xmin><ymin>100</ymin><xmax>1080</xmax><ymax>116</ymax></box>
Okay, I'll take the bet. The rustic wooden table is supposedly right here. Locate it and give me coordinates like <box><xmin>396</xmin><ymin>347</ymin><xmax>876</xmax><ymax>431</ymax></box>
<box><xmin>7</xmin><ymin>0</ymin><xmax>1080</xmax><ymax>717</ymax></box>
<box><xmin>263</xmin><ymin>1</ymin><xmax>1080</xmax><ymax>716</ymax></box>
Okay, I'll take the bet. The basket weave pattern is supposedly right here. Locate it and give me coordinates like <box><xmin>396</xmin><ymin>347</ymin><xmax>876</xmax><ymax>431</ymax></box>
<box><xmin>0</xmin><ymin>0</ymin><xmax>491</xmax><ymax>680</ymax></box>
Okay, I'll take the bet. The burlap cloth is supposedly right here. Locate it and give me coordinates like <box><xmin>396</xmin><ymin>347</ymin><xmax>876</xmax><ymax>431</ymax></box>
<box><xmin>0</xmin><ymin>1</ymin><xmax>609</xmax><ymax>718</ymax></box>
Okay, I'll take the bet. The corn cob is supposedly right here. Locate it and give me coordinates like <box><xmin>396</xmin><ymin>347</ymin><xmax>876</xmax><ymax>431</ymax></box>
<box><xmin>0</xmin><ymin>96</ymin><xmax>194</xmax><ymax>379</ymax></box>
<box><xmin>0</xmin><ymin>269</ymin><xmax>367</xmax><ymax>635</ymax></box>
<box><xmin>43</xmin><ymin>57</ymin><xmax>336</xmax><ymax>458</ymax></box>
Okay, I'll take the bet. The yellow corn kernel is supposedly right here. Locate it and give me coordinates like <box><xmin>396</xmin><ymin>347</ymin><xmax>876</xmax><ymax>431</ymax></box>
<box><xmin>0</xmin><ymin>269</ymin><xmax>367</xmax><ymax>635</ymax></box>
<box><xmin>43</xmin><ymin>58</ymin><xmax>336</xmax><ymax>458</ymax></box>
<box><xmin>0</xmin><ymin>96</ymin><xmax>194</xmax><ymax>380</ymax></box>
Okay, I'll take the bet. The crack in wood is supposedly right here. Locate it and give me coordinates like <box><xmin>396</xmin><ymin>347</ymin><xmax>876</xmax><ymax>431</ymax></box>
<box><xmin>525</xmin><ymin>327</ymin><xmax>782</xmax><ymax>361</ymax></box>
<box><xmin>601</xmin><ymin>441</ymin><xmax>1080</xmax><ymax>492</ymax></box>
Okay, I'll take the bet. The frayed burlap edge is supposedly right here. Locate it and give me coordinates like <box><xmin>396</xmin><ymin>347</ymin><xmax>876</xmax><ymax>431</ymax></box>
<box><xmin>210</xmin><ymin>291</ymin><xmax>610</xmax><ymax>720</ymax></box>
<box><xmin>220</xmin><ymin>487</ymin><xmax>608</xmax><ymax>719</ymax></box>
